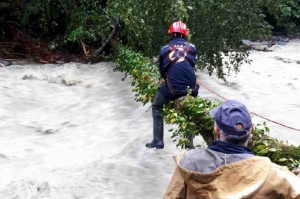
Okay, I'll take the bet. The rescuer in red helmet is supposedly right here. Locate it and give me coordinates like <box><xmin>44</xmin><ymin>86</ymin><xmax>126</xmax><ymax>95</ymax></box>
<box><xmin>146</xmin><ymin>21</ymin><xmax>199</xmax><ymax>149</ymax></box>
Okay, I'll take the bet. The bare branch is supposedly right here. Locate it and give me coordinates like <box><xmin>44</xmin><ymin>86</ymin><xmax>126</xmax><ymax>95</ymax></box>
<box><xmin>92</xmin><ymin>22</ymin><xmax>118</xmax><ymax>57</ymax></box>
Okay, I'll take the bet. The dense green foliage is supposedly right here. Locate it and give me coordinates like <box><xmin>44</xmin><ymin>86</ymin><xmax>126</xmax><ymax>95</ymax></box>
<box><xmin>266</xmin><ymin>0</ymin><xmax>300</xmax><ymax>32</ymax></box>
<box><xmin>22</xmin><ymin>0</ymin><xmax>113</xmax><ymax>50</ymax></box>
<box><xmin>114</xmin><ymin>46</ymin><xmax>300</xmax><ymax>170</ymax></box>
<box><xmin>1</xmin><ymin>0</ymin><xmax>299</xmax><ymax>77</ymax></box>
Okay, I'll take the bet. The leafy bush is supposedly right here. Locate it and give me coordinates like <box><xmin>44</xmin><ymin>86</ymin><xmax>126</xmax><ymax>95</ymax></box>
<box><xmin>266</xmin><ymin>0</ymin><xmax>300</xmax><ymax>32</ymax></box>
<box><xmin>250</xmin><ymin>122</ymin><xmax>300</xmax><ymax>169</ymax></box>
<box><xmin>162</xmin><ymin>96</ymin><xmax>219</xmax><ymax>147</ymax></box>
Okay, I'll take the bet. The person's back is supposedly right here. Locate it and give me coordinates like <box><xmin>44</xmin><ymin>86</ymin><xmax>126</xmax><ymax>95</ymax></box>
<box><xmin>158</xmin><ymin>37</ymin><xmax>197</xmax><ymax>98</ymax></box>
<box><xmin>164</xmin><ymin>100</ymin><xmax>300</xmax><ymax>199</ymax></box>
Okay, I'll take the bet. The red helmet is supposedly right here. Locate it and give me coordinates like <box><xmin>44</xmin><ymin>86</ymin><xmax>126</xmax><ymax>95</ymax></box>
<box><xmin>168</xmin><ymin>21</ymin><xmax>188</xmax><ymax>36</ymax></box>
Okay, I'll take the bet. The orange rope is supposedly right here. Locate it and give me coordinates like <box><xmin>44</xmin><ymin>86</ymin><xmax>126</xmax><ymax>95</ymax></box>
<box><xmin>197</xmin><ymin>81</ymin><xmax>300</xmax><ymax>132</ymax></box>
<box><xmin>198</xmin><ymin>81</ymin><xmax>228</xmax><ymax>101</ymax></box>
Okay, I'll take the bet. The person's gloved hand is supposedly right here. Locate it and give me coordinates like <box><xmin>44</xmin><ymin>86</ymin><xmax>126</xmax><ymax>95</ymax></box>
<box><xmin>292</xmin><ymin>169</ymin><xmax>300</xmax><ymax>177</ymax></box>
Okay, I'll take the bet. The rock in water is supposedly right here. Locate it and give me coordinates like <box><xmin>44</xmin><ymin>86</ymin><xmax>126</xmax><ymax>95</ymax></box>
<box><xmin>0</xmin><ymin>60</ymin><xmax>12</xmax><ymax>67</ymax></box>
<box><xmin>242</xmin><ymin>39</ymin><xmax>251</xmax><ymax>46</ymax></box>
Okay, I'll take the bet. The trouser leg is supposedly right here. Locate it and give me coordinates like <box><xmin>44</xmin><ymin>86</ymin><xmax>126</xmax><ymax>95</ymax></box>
<box><xmin>146</xmin><ymin>91</ymin><xmax>169</xmax><ymax>149</ymax></box>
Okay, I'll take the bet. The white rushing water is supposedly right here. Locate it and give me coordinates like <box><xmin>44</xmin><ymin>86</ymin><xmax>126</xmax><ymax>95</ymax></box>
<box><xmin>198</xmin><ymin>39</ymin><xmax>300</xmax><ymax>146</ymax></box>
<box><xmin>0</xmin><ymin>39</ymin><xmax>299</xmax><ymax>199</ymax></box>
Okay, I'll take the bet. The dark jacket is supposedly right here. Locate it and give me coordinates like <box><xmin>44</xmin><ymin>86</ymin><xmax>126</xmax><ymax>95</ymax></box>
<box><xmin>158</xmin><ymin>37</ymin><xmax>199</xmax><ymax>100</ymax></box>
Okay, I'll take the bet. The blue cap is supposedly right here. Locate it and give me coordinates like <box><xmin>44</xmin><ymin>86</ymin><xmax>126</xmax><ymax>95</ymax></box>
<box><xmin>210</xmin><ymin>100</ymin><xmax>252</xmax><ymax>135</ymax></box>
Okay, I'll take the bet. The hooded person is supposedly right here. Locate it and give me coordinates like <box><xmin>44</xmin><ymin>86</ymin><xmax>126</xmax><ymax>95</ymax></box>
<box><xmin>145</xmin><ymin>20</ymin><xmax>199</xmax><ymax>150</ymax></box>
<box><xmin>163</xmin><ymin>100</ymin><xmax>300</xmax><ymax>199</ymax></box>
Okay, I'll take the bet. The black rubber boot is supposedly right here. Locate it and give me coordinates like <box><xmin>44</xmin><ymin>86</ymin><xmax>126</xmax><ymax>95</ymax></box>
<box><xmin>145</xmin><ymin>139</ymin><xmax>164</xmax><ymax>149</ymax></box>
<box><xmin>146</xmin><ymin>104</ymin><xmax>164</xmax><ymax>149</ymax></box>
<box><xmin>184</xmin><ymin>135</ymin><xmax>195</xmax><ymax>149</ymax></box>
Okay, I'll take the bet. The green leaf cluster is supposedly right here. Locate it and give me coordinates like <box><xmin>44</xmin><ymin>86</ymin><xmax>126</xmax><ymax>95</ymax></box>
<box><xmin>249</xmin><ymin>122</ymin><xmax>300</xmax><ymax>169</ymax></box>
<box><xmin>267</xmin><ymin>0</ymin><xmax>300</xmax><ymax>31</ymax></box>
<box><xmin>162</xmin><ymin>96</ymin><xmax>220</xmax><ymax>147</ymax></box>
<box><xmin>114</xmin><ymin>46</ymin><xmax>161</xmax><ymax>105</ymax></box>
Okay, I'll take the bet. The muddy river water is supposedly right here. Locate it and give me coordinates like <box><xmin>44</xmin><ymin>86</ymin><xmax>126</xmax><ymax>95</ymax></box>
<box><xmin>0</xmin><ymin>39</ymin><xmax>299</xmax><ymax>199</ymax></box>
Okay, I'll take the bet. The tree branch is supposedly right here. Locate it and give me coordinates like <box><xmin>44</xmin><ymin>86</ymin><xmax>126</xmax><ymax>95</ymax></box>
<box><xmin>92</xmin><ymin>23</ymin><xmax>118</xmax><ymax>57</ymax></box>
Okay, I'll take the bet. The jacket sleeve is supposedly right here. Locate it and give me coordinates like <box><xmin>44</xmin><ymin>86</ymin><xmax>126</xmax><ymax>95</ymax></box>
<box><xmin>163</xmin><ymin>164</ymin><xmax>187</xmax><ymax>199</ymax></box>
<box><xmin>283</xmin><ymin>168</ymin><xmax>300</xmax><ymax>199</ymax></box>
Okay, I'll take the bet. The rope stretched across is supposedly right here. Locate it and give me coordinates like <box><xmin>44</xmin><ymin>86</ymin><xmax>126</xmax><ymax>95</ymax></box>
<box><xmin>197</xmin><ymin>81</ymin><xmax>300</xmax><ymax>132</ymax></box>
